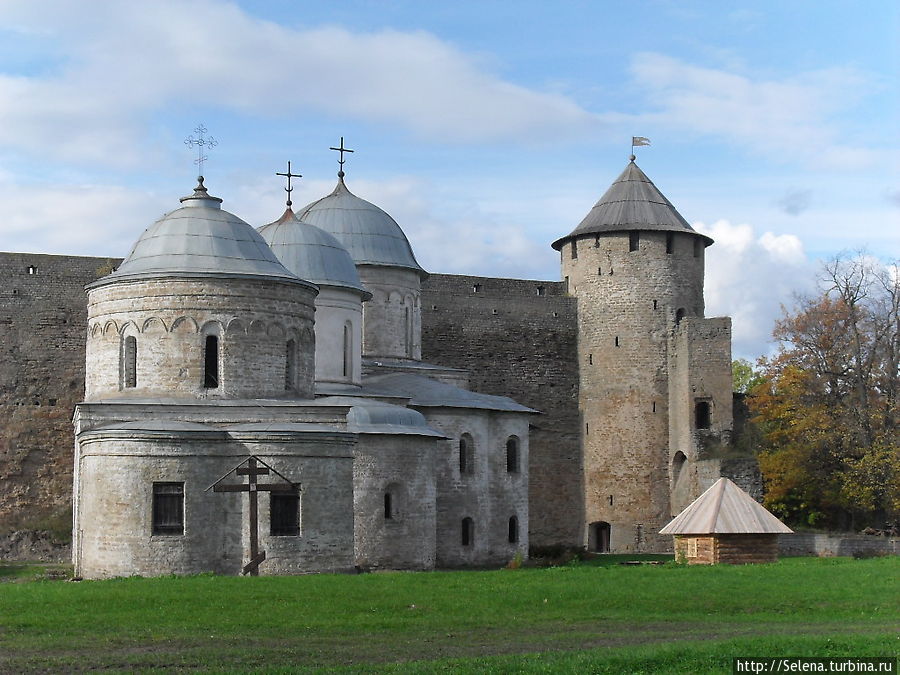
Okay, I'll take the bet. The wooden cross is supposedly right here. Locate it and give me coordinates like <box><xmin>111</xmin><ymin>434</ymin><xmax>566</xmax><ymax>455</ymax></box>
<box><xmin>207</xmin><ymin>456</ymin><xmax>298</xmax><ymax>576</ymax></box>
<box><xmin>329</xmin><ymin>136</ymin><xmax>354</xmax><ymax>177</ymax></box>
<box><xmin>276</xmin><ymin>160</ymin><xmax>302</xmax><ymax>207</ymax></box>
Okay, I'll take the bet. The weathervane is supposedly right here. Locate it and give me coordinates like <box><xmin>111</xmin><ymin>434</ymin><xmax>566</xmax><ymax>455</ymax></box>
<box><xmin>329</xmin><ymin>136</ymin><xmax>354</xmax><ymax>178</ymax></box>
<box><xmin>184</xmin><ymin>123</ymin><xmax>218</xmax><ymax>178</ymax></box>
<box><xmin>276</xmin><ymin>161</ymin><xmax>302</xmax><ymax>207</ymax></box>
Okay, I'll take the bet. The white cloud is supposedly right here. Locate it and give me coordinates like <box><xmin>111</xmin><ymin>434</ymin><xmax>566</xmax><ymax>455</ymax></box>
<box><xmin>628</xmin><ymin>52</ymin><xmax>880</xmax><ymax>169</ymax></box>
<box><xmin>694</xmin><ymin>219</ymin><xmax>814</xmax><ymax>359</ymax></box>
<box><xmin>0</xmin><ymin>0</ymin><xmax>597</xmax><ymax>166</ymax></box>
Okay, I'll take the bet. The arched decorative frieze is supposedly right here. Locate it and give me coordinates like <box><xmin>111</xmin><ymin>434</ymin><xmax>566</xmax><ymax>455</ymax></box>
<box><xmin>200</xmin><ymin>319</ymin><xmax>225</xmax><ymax>336</ymax></box>
<box><xmin>225</xmin><ymin>318</ymin><xmax>246</xmax><ymax>335</ymax></box>
<box><xmin>90</xmin><ymin>323</ymin><xmax>102</xmax><ymax>339</ymax></box>
<box><xmin>370</xmin><ymin>289</ymin><xmax>387</xmax><ymax>305</ymax></box>
<box><xmin>249</xmin><ymin>319</ymin><xmax>266</xmax><ymax>335</ymax></box>
<box><xmin>118</xmin><ymin>320</ymin><xmax>139</xmax><ymax>337</ymax></box>
<box><xmin>301</xmin><ymin>326</ymin><xmax>315</xmax><ymax>346</ymax></box>
<box><xmin>102</xmin><ymin>319</ymin><xmax>119</xmax><ymax>336</ymax></box>
<box><xmin>170</xmin><ymin>316</ymin><xmax>199</xmax><ymax>334</ymax></box>
<box><xmin>388</xmin><ymin>290</ymin><xmax>403</xmax><ymax>305</ymax></box>
<box><xmin>141</xmin><ymin>317</ymin><xmax>167</xmax><ymax>333</ymax></box>
<box><xmin>267</xmin><ymin>322</ymin><xmax>286</xmax><ymax>339</ymax></box>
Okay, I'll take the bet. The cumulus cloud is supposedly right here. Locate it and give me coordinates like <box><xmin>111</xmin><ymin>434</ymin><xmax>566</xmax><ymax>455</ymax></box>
<box><xmin>775</xmin><ymin>188</ymin><xmax>812</xmax><ymax>216</ymax></box>
<box><xmin>0</xmin><ymin>0</ymin><xmax>597</xmax><ymax>166</ymax></box>
<box><xmin>694</xmin><ymin>219</ymin><xmax>814</xmax><ymax>359</ymax></box>
<box><xmin>628</xmin><ymin>52</ymin><xmax>879</xmax><ymax>169</ymax></box>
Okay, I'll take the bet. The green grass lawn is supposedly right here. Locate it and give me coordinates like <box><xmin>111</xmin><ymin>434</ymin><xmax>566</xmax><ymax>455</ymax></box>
<box><xmin>0</xmin><ymin>556</ymin><xmax>897</xmax><ymax>673</ymax></box>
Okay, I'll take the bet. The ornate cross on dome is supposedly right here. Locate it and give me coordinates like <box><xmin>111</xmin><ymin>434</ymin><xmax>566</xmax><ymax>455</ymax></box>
<box><xmin>329</xmin><ymin>136</ymin><xmax>354</xmax><ymax>178</ymax></box>
<box><xmin>276</xmin><ymin>161</ymin><xmax>302</xmax><ymax>207</ymax></box>
<box><xmin>184</xmin><ymin>123</ymin><xmax>218</xmax><ymax>178</ymax></box>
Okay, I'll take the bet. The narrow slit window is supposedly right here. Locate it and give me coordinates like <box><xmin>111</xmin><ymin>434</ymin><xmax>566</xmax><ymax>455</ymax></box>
<box><xmin>461</xmin><ymin>517</ymin><xmax>474</xmax><ymax>547</ymax></box>
<box><xmin>666</xmin><ymin>233</ymin><xmax>674</xmax><ymax>254</ymax></box>
<box><xmin>152</xmin><ymin>482</ymin><xmax>184</xmax><ymax>535</ymax></box>
<box><xmin>285</xmin><ymin>339</ymin><xmax>297</xmax><ymax>390</ymax></box>
<box><xmin>629</xmin><ymin>232</ymin><xmax>640</xmax><ymax>252</ymax></box>
<box><xmin>506</xmin><ymin>437</ymin><xmax>519</xmax><ymax>473</ymax></box>
<box><xmin>342</xmin><ymin>324</ymin><xmax>352</xmax><ymax>378</ymax></box>
<box><xmin>203</xmin><ymin>335</ymin><xmax>219</xmax><ymax>388</ymax></box>
<box><xmin>270</xmin><ymin>492</ymin><xmax>300</xmax><ymax>536</ymax></box>
<box><xmin>459</xmin><ymin>435</ymin><xmax>474</xmax><ymax>475</ymax></box>
<box><xmin>384</xmin><ymin>492</ymin><xmax>393</xmax><ymax>520</ymax></box>
<box><xmin>571</xmin><ymin>239</ymin><xmax>578</xmax><ymax>259</ymax></box>
<box><xmin>508</xmin><ymin>516</ymin><xmax>519</xmax><ymax>544</ymax></box>
<box><xmin>614</xmin><ymin>336</ymin><xmax>619</xmax><ymax>347</ymax></box>
<box><xmin>693</xmin><ymin>239</ymin><xmax>702</xmax><ymax>258</ymax></box>
<box><xmin>123</xmin><ymin>336</ymin><xmax>137</xmax><ymax>388</ymax></box>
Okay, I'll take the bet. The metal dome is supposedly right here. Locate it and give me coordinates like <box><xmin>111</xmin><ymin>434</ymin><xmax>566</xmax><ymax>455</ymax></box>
<box><xmin>552</xmin><ymin>160</ymin><xmax>713</xmax><ymax>250</ymax></box>
<box><xmin>258</xmin><ymin>207</ymin><xmax>371</xmax><ymax>298</ymax></box>
<box><xmin>91</xmin><ymin>179</ymin><xmax>307</xmax><ymax>288</ymax></box>
<box><xmin>297</xmin><ymin>176</ymin><xmax>427</xmax><ymax>277</ymax></box>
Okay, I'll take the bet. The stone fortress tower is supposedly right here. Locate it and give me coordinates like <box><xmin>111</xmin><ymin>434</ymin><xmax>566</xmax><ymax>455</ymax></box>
<box><xmin>551</xmin><ymin>156</ymin><xmax>734</xmax><ymax>553</ymax></box>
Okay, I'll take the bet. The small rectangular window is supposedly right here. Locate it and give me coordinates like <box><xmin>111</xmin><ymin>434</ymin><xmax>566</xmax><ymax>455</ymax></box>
<box><xmin>695</xmin><ymin>401</ymin><xmax>712</xmax><ymax>429</ymax></box>
<box><xmin>203</xmin><ymin>335</ymin><xmax>219</xmax><ymax>388</ymax></box>
<box><xmin>571</xmin><ymin>240</ymin><xmax>578</xmax><ymax>259</ymax></box>
<box><xmin>666</xmin><ymin>233</ymin><xmax>674</xmax><ymax>254</ymax></box>
<box><xmin>629</xmin><ymin>232</ymin><xmax>640</xmax><ymax>252</ymax></box>
<box><xmin>152</xmin><ymin>482</ymin><xmax>184</xmax><ymax>535</ymax></box>
<box><xmin>384</xmin><ymin>493</ymin><xmax>393</xmax><ymax>520</ymax></box>
<box><xmin>693</xmin><ymin>239</ymin><xmax>702</xmax><ymax>258</ymax></box>
<box><xmin>270</xmin><ymin>492</ymin><xmax>300</xmax><ymax>536</ymax></box>
<box><xmin>123</xmin><ymin>336</ymin><xmax>137</xmax><ymax>388</ymax></box>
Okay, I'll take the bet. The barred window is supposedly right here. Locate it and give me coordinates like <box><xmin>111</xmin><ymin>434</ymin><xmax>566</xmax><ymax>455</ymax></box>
<box><xmin>152</xmin><ymin>482</ymin><xmax>184</xmax><ymax>535</ymax></box>
<box><xmin>270</xmin><ymin>492</ymin><xmax>300</xmax><ymax>536</ymax></box>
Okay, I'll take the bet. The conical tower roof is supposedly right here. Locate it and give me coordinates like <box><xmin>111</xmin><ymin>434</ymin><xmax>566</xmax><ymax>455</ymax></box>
<box><xmin>660</xmin><ymin>478</ymin><xmax>793</xmax><ymax>535</ymax></box>
<box><xmin>297</xmin><ymin>176</ymin><xmax>427</xmax><ymax>278</ymax></box>
<box><xmin>551</xmin><ymin>159</ymin><xmax>713</xmax><ymax>250</ymax></box>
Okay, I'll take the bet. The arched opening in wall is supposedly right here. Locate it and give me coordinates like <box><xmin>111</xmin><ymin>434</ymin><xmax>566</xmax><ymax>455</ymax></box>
<box><xmin>203</xmin><ymin>335</ymin><xmax>219</xmax><ymax>388</ymax></box>
<box><xmin>461</xmin><ymin>517</ymin><xmax>474</xmax><ymax>547</ymax></box>
<box><xmin>123</xmin><ymin>335</ymin><xmax>137</xmax><ymax>389</ymax></box>
<box><xmin>285</xmin><ymin>339</ymin><xmax>297</xmax><ymax>391</ymax></box>
<box><xmin>672</xmin><ymin>451</ymin><xmax>687</xmax><ymax>486</ymax></box>
<box><xmin>508</xmin><ymin>516</ymin><xmax>519</xmax><ymax>544</ymax></box>
<box><xmin>270</xmin><ymin>490</ymin><xmax>300</xmax><ymax>536</ymax></box>
<box><xmin>588</xmin><ymin>521</ymin><xmax>611</xmax><ymax>553</ymax></box>
<box><xmin>384</xmin><ymin>492</ymin><xmax>393</xmax><ymax>520</ymax></box>
<box><xmin>695</xmin><ymin>401</ymin><xmax>712</xmax><ymax>429</ymax></box>
<box><xmin>506</xmin><ymin>436</ymin><xmax>520</xmax><ymax>473</ymax></box>
<box><xmin>675</xmin><ymin>308</ymin><xmax>686</xmax><ymax>325</ymax></box>
<box><xmin>459</xmin><ymin>434</ymin><xmax>474</xmax><ymax>475</ymax></box>
<box><xmin>342</xmin><ymin>323</ymin><xmax>352</xmax><ymax>378</ymax></box>
<box><xmin>629</xmin><ymin>232</ymin><xmax>640</xmax><ymax>252</ymax></box>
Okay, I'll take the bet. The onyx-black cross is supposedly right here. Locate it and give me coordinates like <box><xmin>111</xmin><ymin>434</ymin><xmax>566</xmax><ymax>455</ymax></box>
<box><xmin>207</xmin><ymin>456</ymin><xmax>298</xmax><ymax>576</ymax></box>
<box><xmin>329</xmin><ymin>136</ymin><xmax>354</xmax><ymax>176</ymax></box>
<box><xmin>276</xmin><ymin>161</ymin><xmax>302</xmax><ymax>207</ymax></box>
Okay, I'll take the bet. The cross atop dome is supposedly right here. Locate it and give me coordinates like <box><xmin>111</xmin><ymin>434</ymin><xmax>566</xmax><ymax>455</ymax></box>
<box><xmin>184</xmin><ymin>123</ymin><xmax>217</xmax><ymax>181</ymax></box>
<box><xmin>276</xmin><ymin>160</ymin><xmax>302</xmax><ymax>208</ymax></box>
<box><xmin>329</xmin><ymin>136</ymin><xmax>354</xmax><ymax>178</ymax></box>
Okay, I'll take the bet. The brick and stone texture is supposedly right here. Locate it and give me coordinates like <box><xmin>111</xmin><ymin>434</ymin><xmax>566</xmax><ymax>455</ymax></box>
<box><xmin>421</xmin><ymin>274</ymin><xmax>580</xmax><ymax>549</ymax></box>
<box><xmin>560</xmin><ymin>231</ymin><xmax>729</xmax><ymax>553</ymax></box>
<box><xmin>359</xmin><ymin>266</ymin><xmax>422</xmax><ymax>360</ymax></box>
<box><xmin>86</xmin><ymin>276</ymin><xmax>317</xmax><ymax>401</ymax></box>
<box><xmin>0</xmin><ymin>253</ymin><xmax>120</xmax><ymax>533</ymax></box>
<box><xmin>353</xmin><ymin>434</ymin><xmax>439</xmax><ymax>570</ymax></box>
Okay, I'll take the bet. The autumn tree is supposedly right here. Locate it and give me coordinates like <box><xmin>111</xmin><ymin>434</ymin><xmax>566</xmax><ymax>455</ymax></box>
<box><xmin>749</xmin><ymin>254</ymin><xmax>899</xmax><ymax>530</ymax></box>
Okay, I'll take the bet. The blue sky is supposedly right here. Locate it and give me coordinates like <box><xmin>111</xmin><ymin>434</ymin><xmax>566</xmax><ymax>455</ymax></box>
<box><xmin>0</xmin><ymin>0</ymin><xmax>897</xmax><ymax>359</ymax></box>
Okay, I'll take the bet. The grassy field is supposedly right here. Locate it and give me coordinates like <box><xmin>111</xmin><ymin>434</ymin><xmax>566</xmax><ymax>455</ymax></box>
<box><xmin>0</xmin><ymin>555</ymin><xmax>897</xmax><ymax>673</ymax></box>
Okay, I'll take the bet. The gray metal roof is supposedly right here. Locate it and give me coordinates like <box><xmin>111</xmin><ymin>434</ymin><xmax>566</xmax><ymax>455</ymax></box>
<box><xmin>91</xmin><ymin>180</ymin><xmax>308</xmax><ymax>288</ymax></box>
<box><xmin>363</xmin><ymin>372</ymin><xmax>536</xmax><ymax>413</ymax></box>
<box><xmin>297</xmin><ymin>177</ymin><xmax>427</xmax><ymax>277</ymax></box>
<box><xmin>316</xmin><ymin>395</ymin><xmax>445</xmax><ymax>437</ymax></box>
<box><xmin>659</xmin><ymin>478</ymin><xmax>793</xmax><ymax>535</ymax></box>
<box><xmin>258</xmin><ymin>207</ymin><xmax>370</xmax><ymax>298</ymax></box>
<box><xmin>552</xmin><ymin>160</ymin><xmax>713</xmax><ymax>250</ymax></box>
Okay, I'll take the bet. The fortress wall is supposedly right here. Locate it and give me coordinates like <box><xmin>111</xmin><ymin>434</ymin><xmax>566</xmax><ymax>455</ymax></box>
<box><xmin>420</xmin><ymin>274</ymin><xmax>582</xmax><ymax>548</ymax></box>
<box><xmin>0</xmin><ymin>252</ymin><xmax>120</xmax><ymax>532</ymax></box>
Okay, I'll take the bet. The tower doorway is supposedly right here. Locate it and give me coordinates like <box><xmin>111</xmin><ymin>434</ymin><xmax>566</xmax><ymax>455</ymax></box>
<box><xmin>588</xmin><ymin>521</ymin><xmax>611</xmax><ymax>553</ymax></box>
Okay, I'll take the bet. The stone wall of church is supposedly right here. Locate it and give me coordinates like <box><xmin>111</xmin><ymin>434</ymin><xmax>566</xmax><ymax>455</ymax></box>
<box><xmin>0</xmin><ymin>252</ymin><xmax>118</xmax><ymax>533</ymax></box>
<box><xmin>352</xmin><ymin>434</ymin><xmax>438</xmax><ymax>570</ymax></box>
<box><xmin>420</xmin><ymin>274</ymin><xmax>581</xmax><ymax>550</ymax></box>
<box><xmin>86</xmin><ymin>276</ymin><xmax>317</xmax><ymax>400</ymax></box>
<box><xmin>358</xmin><ymin>266</ymin><xmax>421</xmax><ymax>360</ymax></box>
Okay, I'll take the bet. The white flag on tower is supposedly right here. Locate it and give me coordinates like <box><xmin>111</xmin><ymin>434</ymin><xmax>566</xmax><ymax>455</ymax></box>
<box><xmin>632</xmin><ymin>136</ymin><xmax>651</xmax><ymax>146</ymax></box>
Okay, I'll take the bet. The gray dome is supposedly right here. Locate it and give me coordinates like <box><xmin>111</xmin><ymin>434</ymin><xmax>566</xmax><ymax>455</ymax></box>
<box><xmin>258</xmin><ymin>207</ymin><xmax>371</xmax><ymax>298</ymax></box>
<box><xmin>92</xmin><ymin>180</ymin><xmax>307</xmax><ymax>287</ymax></box>
<box><xmin>552</xmin><ymin>160</ymin><xmax>713</xmax><ymax>250</ymax></box>
<box><xmin>297</xmin><ymin>177</ymin><xmax>427</xmax><ymax>277</ymax></box>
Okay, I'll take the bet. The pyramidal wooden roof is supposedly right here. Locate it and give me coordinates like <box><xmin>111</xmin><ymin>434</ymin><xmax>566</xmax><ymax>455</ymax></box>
<box><xmin>660</xmin><ymin>478</ymin><xmax>793</xmax><ymax>535</ymax></box>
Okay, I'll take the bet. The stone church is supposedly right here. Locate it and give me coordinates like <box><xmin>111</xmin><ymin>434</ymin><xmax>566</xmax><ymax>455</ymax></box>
<box><xmin>0</xmin><ymin>153</ymin><xmax>745</xmax><ymax>577</ymax></box>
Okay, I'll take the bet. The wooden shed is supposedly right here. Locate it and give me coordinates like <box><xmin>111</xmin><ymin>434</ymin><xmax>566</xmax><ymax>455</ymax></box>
<box><xmin>660</xmin><ymin>478</ymin><xmax>793</xmax><ymax>564</ymax></box>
